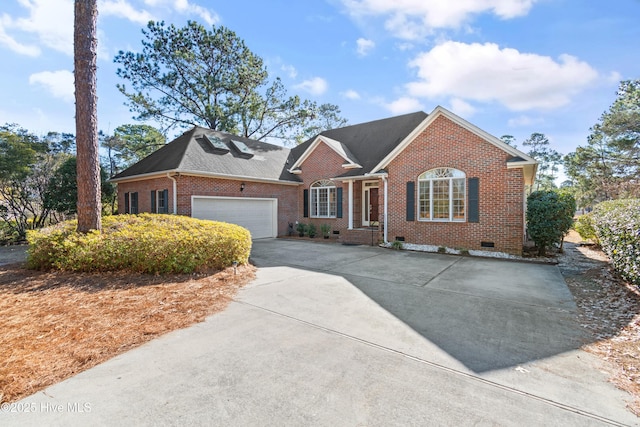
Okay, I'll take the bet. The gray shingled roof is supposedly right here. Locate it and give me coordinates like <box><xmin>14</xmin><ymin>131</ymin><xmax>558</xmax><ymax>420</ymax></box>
<box><xmin>112</xmin><ymin>111</ymin><xmax>431</xmax><ymax>183</ymax></box>
<box><xmin>291</xmin><ymin>111</ymin><xmax>428</xmax><ymax>177</ymax></box>
<box><xmin>111</xmin><ymin>127</ymin><xmax>300</xmax><ymax>183</ymax></box>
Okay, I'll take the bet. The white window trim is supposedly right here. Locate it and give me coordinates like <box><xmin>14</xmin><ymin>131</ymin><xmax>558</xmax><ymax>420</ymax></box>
<box><xmin>418</xmin><ymin>168</ymin><xmax>466</xmax><ymax>222</ymax></box>
<box><xmin>310</xmin><ymin>180</ymin><xmax>337</xmax><ymax>218</ymax></box>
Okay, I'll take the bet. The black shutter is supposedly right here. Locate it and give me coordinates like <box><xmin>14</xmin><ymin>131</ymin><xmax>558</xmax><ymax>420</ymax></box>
<box><xmin>131</xmin><ymin>192</ymin><xmax>138</xmax><ymax>214</ymax></box>
<box><xmin>124</xmin><ymin>192</ymin><xmax>130</xmax><ymax>214</ymax></box>
<box><xmin>303</xmin><ymin>189</ymin><xmax>309</xmax><ymax>218</ymax></box>
<box><xmin>150</xmin><ymin>191</ymin><xmax>156</xmax><ymax>213</ymax></box>
<box><xmin>163</xmin><ymin>189</ymin><xmax>169</xmax><ymax>213</ymax></box>
<box><xmin>406</xmin><ymin>181</ymin><xmax>415</xmax><ymax>221</ymax></box>
<box><xmin>336</xmin><ymin>187</ymin><xmax>343</xmax><ymax>218</ymax></box>
<box><xmin>468</xmin><ymin>178</ymin><xmax>479</xmax><ymax>223</ymax></box>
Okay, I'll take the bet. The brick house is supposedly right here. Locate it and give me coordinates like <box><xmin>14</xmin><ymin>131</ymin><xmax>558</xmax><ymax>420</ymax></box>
<box><xmin>111</xmin><ymin>106</ymin><xmax>537</xmax><ymax>255</ymax></box>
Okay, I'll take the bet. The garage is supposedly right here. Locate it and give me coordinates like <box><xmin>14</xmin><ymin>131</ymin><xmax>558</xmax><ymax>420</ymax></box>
<box><xmin>191</xmin><ymin>196</ymin><xmax>278</xmax><ymax>239</ymax></box>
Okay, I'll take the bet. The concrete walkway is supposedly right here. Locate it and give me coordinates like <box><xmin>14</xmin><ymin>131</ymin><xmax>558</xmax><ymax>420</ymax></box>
<box><xmin>3</xmin><ymin>239</ymin><xmax>637</xmax><ymax>426</ymax></box>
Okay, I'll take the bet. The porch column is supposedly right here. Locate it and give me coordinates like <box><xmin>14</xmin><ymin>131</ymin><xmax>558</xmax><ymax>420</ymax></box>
<box><xmin>383</xmin><ymin>176</ymin><xmax>388</xmax><ymax>244</ymax></box>
<box><xmin>348</xmin><ymin>180</ymin><xmax>353</xmax><ymax>230</ymax></box>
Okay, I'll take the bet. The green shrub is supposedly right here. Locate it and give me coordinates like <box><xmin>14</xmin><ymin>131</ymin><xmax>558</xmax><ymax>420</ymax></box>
<box><xmin>591</xmin><ymin>199</ymin><xmax>640</xmax><ymax>287</ymax></box>
<box><xmin>320</xmin><ymin>223</ymin><xmax>331</xmax><ymax>237</ymax></box>
<box><xmin>390</xmin><ymin>240</ymin><xmax>403</xmax><ymax>250</ymax></box>
<box><xmin>573</xmin><ymin>213</ymin><xmax>599</xmax><ymax>244</ymax></box>
<box><xmin>527</xmin><ymin>190</ymin><xmax>576</xmax><ymax>255</ymax></box>
<box><xmin>27</xmin><ymin>214</ymin><xmax>252</xmax><ymax>274</ymax></box>
<box><xmin>307</xmin><ymin>223</ymin><xmax>317</xmax><ymax>238</ymax></box>
<box><xmin>296</xmin><ymin>222</ymin><xmax>306</xmax><ymax>236</ymax></box>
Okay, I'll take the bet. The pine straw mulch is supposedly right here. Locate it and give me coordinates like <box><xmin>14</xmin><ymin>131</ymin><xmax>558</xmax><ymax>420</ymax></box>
<box><xmin>0</xmin><ymin>262</ymin><xmax>255</xmax><ymax>404</ymax></box>
<box><xmin>559</xmin><ymin>231</ymin><xmax>640</xmax><ymax>416</ymax></box>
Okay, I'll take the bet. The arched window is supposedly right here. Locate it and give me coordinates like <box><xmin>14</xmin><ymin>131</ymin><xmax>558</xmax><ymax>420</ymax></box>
<box><xmin>418</xmin><ymin>168</ymin><xmax>466</xmax><ymax>221</ymax></box>
<box><xmin>310</xmin><ymin>180</ymin><xmax>336</xmax><ymax>218</ymax></box>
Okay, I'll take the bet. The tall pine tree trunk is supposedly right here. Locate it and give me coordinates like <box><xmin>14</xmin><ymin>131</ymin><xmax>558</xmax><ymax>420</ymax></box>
<box><xmin>74</xmin><ymin>0</ymin><xmax>101</xmax><ymax>233</ymax></box>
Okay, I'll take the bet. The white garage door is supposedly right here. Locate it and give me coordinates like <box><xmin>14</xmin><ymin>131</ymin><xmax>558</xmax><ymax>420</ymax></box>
<box><xmin>191</xmin><ymin>196</ymin><xmax>277</xmax><ymax>239</ymax></box>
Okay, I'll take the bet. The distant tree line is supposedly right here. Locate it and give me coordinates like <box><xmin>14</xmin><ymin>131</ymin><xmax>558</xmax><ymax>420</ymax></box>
<box><xmin>0</xmin><ymin>123</ymin><xmax>167</xmax><ymax>243</ymax></box>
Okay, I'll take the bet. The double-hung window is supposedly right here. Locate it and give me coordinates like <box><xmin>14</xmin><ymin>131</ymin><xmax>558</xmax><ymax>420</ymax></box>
<box><xmin>125</xmin><ymin>192</ymin><xmax>139</xmax><ymax>214</ymax></box>
<box><xmin>151</xmin><ymin>189</ymin><xmax>169</xmax><ymax>213</ymax></box>
<box><xmin>418</xmin><ymin>168</ymin><xmax>465</xmax><ymax>221</ymax></box>
<box><xmin>310</xmin><ymin>180</ymin><xmax>336</xmax><ymax>218</ymax></box>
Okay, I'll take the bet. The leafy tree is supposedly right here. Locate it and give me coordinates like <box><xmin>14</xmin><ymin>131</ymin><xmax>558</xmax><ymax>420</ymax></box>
<box><xmin>564</xmin><ymin>79</ymin><xmax>640</xmax><ymax>206</ymax></box>
<box><xmin>74</xmin><ymin>0</ymin><xmax>101</xmax><ymax>233</ymax></box>
<box><xmin>0</xmin><ymin>125</ymin><xmax>59</xmax><ymax>240</ymax></box>
<box><xmin>44</xmin><ymin>157</ymin><xmax>115</xmax><ymax>215</ymax></box>
<box><xmin>526</xmin><ymin>190</ymin><xmax>576</xmax><ymax>256</ymax></box>
<box><xmin>114</xmin><ymin>21</ymin><xmax>346</xmax><ymax>143</ymax></box>
<box><xmin>522</xmin><ymin>132</ymin><xmax>562</xmax><ymax>191</ymax></box>
<box><xmin>500</xmin><ymin>134</ymin><xmax>517</xmax><ymax>148</ymax></box>
<box><xmin>0</xmin><ymin>124</ymin><xmax>47</xmax><ymax>181</ymax></box>
<box><xmin>102</xmin><ymin>124</ymin><xmax>166</xmax><ymax>175</ymax></box>
<box><xmin>42</xmin><ymin>131</ymin><xmax>76</xmax><ymax>155</ymax></box>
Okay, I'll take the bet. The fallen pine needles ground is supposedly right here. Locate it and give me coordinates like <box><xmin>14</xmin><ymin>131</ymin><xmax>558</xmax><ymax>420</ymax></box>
<box><xmin>0</xmin><ymin>263</ymin><xmax>255</xmax><ymax>403</ymax></box>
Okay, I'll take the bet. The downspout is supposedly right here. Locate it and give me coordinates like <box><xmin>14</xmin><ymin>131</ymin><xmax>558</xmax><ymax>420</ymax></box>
<box><xmin>167</xmin><ymin>172</ymin><xmax>177</xmax><ymax>214</ymax></box>
<box><xmin>382</xmin><ymin>176</ymin><xmax>388</xmax><ymax>244</ymax></box>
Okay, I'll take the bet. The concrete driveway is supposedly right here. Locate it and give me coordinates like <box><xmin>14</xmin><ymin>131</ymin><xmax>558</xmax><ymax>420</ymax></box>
<box><xmin>4</xmin><ymin>239</ymin><xmax>637</xmax><ymax>426</ymax></box>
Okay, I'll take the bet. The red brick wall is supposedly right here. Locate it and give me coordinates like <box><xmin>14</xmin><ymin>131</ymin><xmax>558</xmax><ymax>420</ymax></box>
<box><xmin>117</xmin><ymin>177</ymin><xmax>174</xmax><ymax>214</ymax></box>
<box><xmin>386</xmin><ymin>115</ymin><xmax>525</xmax><ymax>254</ymax></box>
<box><xmin>297</xmin><ymin>142</ymin><xmax>350</xmax><ymax>232</ymax></box>
<box><xmin>117</xmin><ymin>175</ymin><xmax>298</xmax><ymax>236</ymax></box>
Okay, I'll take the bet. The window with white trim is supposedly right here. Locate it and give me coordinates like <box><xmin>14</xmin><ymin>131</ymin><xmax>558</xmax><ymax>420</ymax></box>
<box><xmin>310</xmin><ymin>180</ymin><xmax>336</xmax><ymax>218</ymax></box>
<box><xmin>418</xmin><ymin>168</ymin><xmax>465</xmax><ymax>221</ymax></box>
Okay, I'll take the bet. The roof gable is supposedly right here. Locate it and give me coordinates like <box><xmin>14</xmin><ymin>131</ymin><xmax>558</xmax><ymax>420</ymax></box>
<box><xmin>371</xmin><ymin>106</ymin><xmax>537</xmax><ymax>184</ymax></box>
<box><xmin>288</xmin><ymin>135</ymin><xmax>362</xmax><ymax>172</ymax></box>
<box><xmin>290</xmin><ymin>111</ymin><xmax>428</xmax><ymax>177</ymax></box>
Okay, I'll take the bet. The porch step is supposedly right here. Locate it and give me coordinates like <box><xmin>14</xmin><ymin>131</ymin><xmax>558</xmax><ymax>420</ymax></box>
<box><xmin>339</xmin><ymin>228</ymin><xmax>382</xmax><ymax>246</ymax></box>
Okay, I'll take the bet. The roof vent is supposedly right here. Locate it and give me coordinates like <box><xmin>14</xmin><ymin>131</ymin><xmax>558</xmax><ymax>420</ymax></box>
<box><xmin>231</xmin><ymin>139</ymin><xmax>254</xmax><ymax>159</ymax></box>
<box><xmin>203</xmin><ymin>134</ymin><xmax>229</xmax><ymax>154</ymax></box>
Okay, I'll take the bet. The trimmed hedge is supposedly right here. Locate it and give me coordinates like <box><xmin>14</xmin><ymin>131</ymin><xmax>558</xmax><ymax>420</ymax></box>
<box><xmin>27</xmin><ymin>214</ymin><xmax>252</xmax><ymax>274</ymax></box>
<box><xmin>592</xmin><ymin>199</ymin><xmax>640</xmax><ymax>287</ymax></box>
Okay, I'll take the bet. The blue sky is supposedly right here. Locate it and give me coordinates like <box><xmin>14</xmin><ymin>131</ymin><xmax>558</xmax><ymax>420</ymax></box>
<box><xmin>0</xmin><ymin>0</ymin><xmax>638</xmax><ymax>161</ymax></box>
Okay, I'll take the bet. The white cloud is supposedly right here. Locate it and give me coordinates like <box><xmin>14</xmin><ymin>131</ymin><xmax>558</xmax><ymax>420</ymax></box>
<box><xmin>342</xmin><ymin>89</ymin><xmax>361</xmax><ymax>100</ymax></box>
<box><xmin>143</xmin><ymin>0</ymin><xmax>219</xmax><ymax>25</ymax></box>
<box><xmin>100</xmin><ymin>0</ymin><xmax>155</xmax><ymax>25</ymax></box>
<box><xmin>385</xmin><ymin>96</ymin><xmax>424</xmax><ymax>115</ymax></box>
<box><xmin>281</xmin><ymin>64</ymin><xmax>298</xmax><ymax>79</ymax></box>
<box><xmin>406</xmin><ymin>41</ymin><xmax>598</xmax><ymax>111</ymax></box>
<box><xmin>29</xmin><ymin>70</ymin><xmax>75</xmax><ymax>103</ymax></box>
<box><xmin>2</xmin><ymin>0</ymin><xmax>74</xmax><ymax>55</ymax></box>
<box><xmin>341</xmin><ymin>0</ymin><xmax>537</xmax><ymax>39</ymax></box>
<box><xmin>607</xmin><ymin>71</ymin><xmax>622</xmax><ymax>84</ymax></box>
<box><xmin>0</xmin><ymin>15</ymin><xmax>40</xmax><ymax>56</ymax></box>
<box><xmin>507</xmin><ymin>115</ymin><xmax>544</xmax><ymax>127</ymax></box>
<box><xmin>449</xmin><ymin>98</ymin><xmax>476</xmax><ymax>117</ymax></box>
<box><xmin>356</xmin><ymin>37</ymin><xmax>375</xmax><ymax>56</ymax></box>
<box><xmin>294</xmin><ymin>77</ymin><xmax>328</xmax><ymax>96</ymax></box>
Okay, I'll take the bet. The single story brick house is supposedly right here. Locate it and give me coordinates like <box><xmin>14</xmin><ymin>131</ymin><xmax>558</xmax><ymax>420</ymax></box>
<box><xmin>111</xmin><ymin>106</ymin><xmax>537</xmax><ymax>255</ymax></box>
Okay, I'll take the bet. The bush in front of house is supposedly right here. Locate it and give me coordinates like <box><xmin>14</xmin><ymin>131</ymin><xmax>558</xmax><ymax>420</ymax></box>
<box><xmin>527</xmin><ymin>190</ymin><xmax>576</xmax><ymax>256</ymax></box>
<box><xmin>573</xmin><ymin>212</ymin><xmax>599</xmax><ymax>245</ymax></box>
<box><xmin>591</xmin><ymin>199</ymin><xmax>640</xmax><ymax>287</ymax></box>
<box><xmin>27</xmin><ymin>213</ymin><xmax>252</xmax><ymax>274</ymax></box>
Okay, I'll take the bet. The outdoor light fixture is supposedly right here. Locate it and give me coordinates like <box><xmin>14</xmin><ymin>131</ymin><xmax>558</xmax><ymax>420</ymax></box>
<box><xmin>240</xmin><ymin>183</ymin><xmax>245</xmax><ymax>192</ymax></box>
